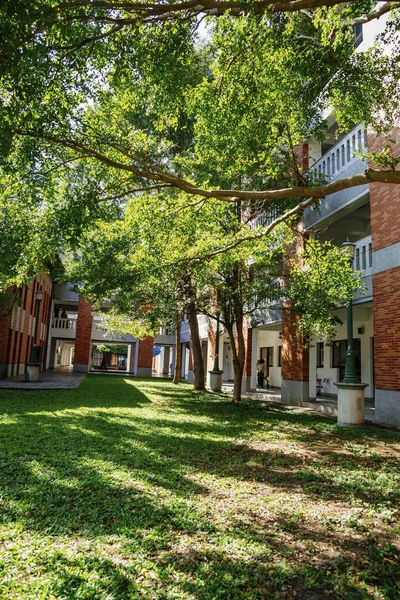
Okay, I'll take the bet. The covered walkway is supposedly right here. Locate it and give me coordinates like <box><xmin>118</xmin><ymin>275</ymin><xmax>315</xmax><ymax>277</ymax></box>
<box><xmin>0</xmin><ymin>370</ymin><xmax>86</xmax><ymax>390</ymax></box>
<box><xmin>221</xmin><ymin>383</ymin><xmax>376</xmax><ymax>422</ymax></box>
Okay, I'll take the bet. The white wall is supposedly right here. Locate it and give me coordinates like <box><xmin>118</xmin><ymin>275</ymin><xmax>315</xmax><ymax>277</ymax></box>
<box><xmin>253</xmin><ymin>329</ymin><xmax>282</xmax><ymax>388</ymax></box>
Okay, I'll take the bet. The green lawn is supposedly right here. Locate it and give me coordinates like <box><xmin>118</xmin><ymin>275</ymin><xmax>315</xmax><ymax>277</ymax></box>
<box><xmin>0</xmin><ymin>376</ymin><xmax>399</xmax><ymax>599</ymax></box>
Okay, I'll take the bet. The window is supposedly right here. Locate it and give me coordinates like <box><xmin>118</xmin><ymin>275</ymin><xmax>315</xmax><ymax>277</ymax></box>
<box><xmin>317</xmin><ymin>342</ymin><xmax>324</xmax><ymax>368</ymax></box>
<box><xmin>278</xmin><ymin>346</ymin><xmax>282</xmax><ymax>367</ymax></box>
<box><xmin>263</xmin><ymin>347</ymin><xmax>274</xmax><ymax>367</ymax></box>
<box><xmin>361</xmin><ymin>245</ymin><xmax>366</xmax><ymax>270</ymax></box>
<box><xmin>354</xmin><ymin>24</ymin><xmax>363</xmax><ymax>48</ymax></box>
<box><xmin>332</xmin><ymin>340</ymin><xmax>347</xmax><ymax>369</ymax></box>
<box><xmin>331</xmin><ymin>339</ymin><xmax>361</xmax><ymax>380</ymax></box>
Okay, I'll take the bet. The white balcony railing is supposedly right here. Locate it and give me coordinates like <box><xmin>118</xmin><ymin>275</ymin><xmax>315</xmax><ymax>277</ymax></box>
<box><xmin>51</xmin><ymin>317</ymin><xmax>77</xmax><ymax>339</ymax></box>
<box><xmin>354</xmin><ymin>235</ymin><xmax>372</xmax><ymax>276</ymax></box>
<box><xmin>311</xmin><ymin>125</ymin><xmax>367</xmax><ymax>181</ymax></box>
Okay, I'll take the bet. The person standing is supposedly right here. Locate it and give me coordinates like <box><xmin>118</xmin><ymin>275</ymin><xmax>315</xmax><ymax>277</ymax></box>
<box><xmin>256</xmin><ymin>359</ymin><xmax>266</xmax><ymax>388</ymax></box>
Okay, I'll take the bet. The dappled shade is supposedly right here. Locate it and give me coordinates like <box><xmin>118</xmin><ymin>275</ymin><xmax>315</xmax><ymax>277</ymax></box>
<box><xmin>0</xmin><ymin>377</ymin><xmax>399</xmax><ymax>598</ymax></box>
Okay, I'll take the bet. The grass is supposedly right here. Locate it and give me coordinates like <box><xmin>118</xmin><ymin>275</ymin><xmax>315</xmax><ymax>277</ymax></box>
<box><xmin>0</xmin><ymin>375</ymin><xmax>399</xmax><ymax>599</ymax></box>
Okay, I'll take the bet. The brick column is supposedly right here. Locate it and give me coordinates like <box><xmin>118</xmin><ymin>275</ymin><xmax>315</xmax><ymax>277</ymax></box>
<box><xmin>137</xmin><ymin>336</ymin><xmax>154</xmax><ymax>377</ymax></box>
<box><xmin>243</xmin><ymin>325</ymin><xmax>254</xmax><ymax>391</ymax></box>
<box><xmin>73</xmin><ymin>298</ymin><xmax>93</xmax><ymax>373</ymax></box>
<box><xmin>0</xmin><ymin>312</ymin><xmax>11</xmax><ymax>379</ymax></box>
<box><xmin>369</xmin><ymin>128</ymin><xmax>400</xmax><ymax>426</ymax></box>
<box><xmin>280</xmin><ymin>222</ymin><xmax>309</xmax><ymax>405</ymax></box>
<box><xmin>280</xmin><ymin>308</ymin><xmax>309</xmax><ymax>405</ymax></box>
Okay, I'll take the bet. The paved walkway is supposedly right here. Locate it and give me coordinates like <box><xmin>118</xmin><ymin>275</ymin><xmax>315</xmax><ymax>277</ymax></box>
<box><xmin>221</xmin><ymin>383</ymin><xmax>376</xmax><ymax>422</ymax></box>
<box><xmin>0</xmin><ymin>370</ymin><xmax>86</xmax><ymax>390</ymax></box>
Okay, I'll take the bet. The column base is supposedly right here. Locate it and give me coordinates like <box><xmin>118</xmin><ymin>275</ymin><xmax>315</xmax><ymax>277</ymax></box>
<box><xmin>281</xmin><ymin>380</ymin><xmax>309</xmax><ymax>406</ymax></box>
<box><xmin>242</xmin><ymin>375</ymin><xmax>253</xmax><ymax>392</ymax></box>
<box><xmin>25</xmin><ymin>363</ymin><xmax>41</xmax><ymax>382</ymax></box>
<box><xmin>374</xmin><ymin>389</ymin><xmax>400</xmax><ymax>428</ymax></box>
<box><xmin>334</xmin><ymin>382</ymin><xmax>368</xmax><ymax>427</ymax></box>
<box><xmin>136</xmin><ymin>367</ymin><xmax>152</xmax><ymax>377</ymax></box>
<box><xmin>73</xmin><ymin>364</ymin><xmax>89</xmax><ymax>373</ymax></box>
<box><xmin>209</xmin><ymin>370</ymin><xmax>223</xmax><ymax>392</ymax></box>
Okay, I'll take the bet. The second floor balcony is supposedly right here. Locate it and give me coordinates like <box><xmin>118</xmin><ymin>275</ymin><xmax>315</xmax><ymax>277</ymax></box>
<box><xmin>305</xmin><ymin>125</ymin><xmax>369</xmax><ymax>229</ymax></box>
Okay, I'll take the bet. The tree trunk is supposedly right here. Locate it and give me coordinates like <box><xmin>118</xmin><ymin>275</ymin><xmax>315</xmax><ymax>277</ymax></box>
<box><xmin>173</xmin><ymin>314</ymin><xmax>182</xmax><ymax>385</ymax></box>
<box><xmin>226</xmin><ymin>315</ymin><xmax>245</xmax><ymax>403</ymax></box>
<box><xmin>186</xmin><ymin>301</ymin><xmax>205</xmax><ymax>390</ymax></box>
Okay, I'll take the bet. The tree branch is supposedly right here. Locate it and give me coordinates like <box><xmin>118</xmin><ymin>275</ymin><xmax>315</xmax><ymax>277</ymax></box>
<box><xmin>15</xmin><ymin>129</ymin><xmax>400</xmax><ymax>204</ymax></box>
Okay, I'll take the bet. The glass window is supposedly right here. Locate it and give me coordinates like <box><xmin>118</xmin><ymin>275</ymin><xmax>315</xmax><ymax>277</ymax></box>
<box><xmin>354</xmin><ymin>24</ymin><xmax>363</xmax><ymax>48</ymax></box>
<box><xmin>317</xmin><ymin>342</ymin><xmax>324</xmax><ymax>368</ymax></box>
<box><xmin>268</xmin><ymin>347</ymin><xmax>274</xmax><ymax>367</ymax></box>
<box><xmin>331</xmin><ymin>339</ymin><xmax>361</xmax><ymax>380</ymax></box>
<box><xmin>361</xmin><ymin>245</ymin><xmax>366</xmax><ymax>270</ymax></box>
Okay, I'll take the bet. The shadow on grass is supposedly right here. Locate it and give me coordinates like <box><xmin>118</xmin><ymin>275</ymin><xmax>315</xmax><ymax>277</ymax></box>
<box><xmin>0</xmin><ymin>376</ymin><xmax>399</xmax><ymax>598</ymax></box>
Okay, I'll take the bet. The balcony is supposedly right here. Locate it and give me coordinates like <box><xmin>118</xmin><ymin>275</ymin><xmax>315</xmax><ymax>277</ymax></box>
<box><xmin>305</xmin><ymin>125</ymin><xmax>369</xmax><ymax>229</ymax></box>
<box><xmin>51</xmin><ymin>317</ymin><xmax>77</xmax><ymax>339</ymax></box>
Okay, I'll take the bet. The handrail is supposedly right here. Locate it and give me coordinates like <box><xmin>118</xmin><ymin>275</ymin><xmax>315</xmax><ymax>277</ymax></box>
<box><xmin>311</xmin><ymin>125</ymin><xmax>367</xmax><ymax>180</ymax></box>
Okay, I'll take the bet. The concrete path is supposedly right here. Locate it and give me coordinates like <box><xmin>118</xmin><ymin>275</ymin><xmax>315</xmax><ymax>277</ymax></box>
<box><xmin>222</xmin><ymin>383</ymin><xmax>376</xmax><ymax>422</ymax></box>
<box><xmin>0</xmin><ymin>371</ymin><xmax>86</xmax><ymax>390</ymax></box>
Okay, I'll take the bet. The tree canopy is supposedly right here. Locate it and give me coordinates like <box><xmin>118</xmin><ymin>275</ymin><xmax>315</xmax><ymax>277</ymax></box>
<box><xmin>0</xmin><ymin>1</ymin><xmax>397</xmax><ymax>305</ymax></box>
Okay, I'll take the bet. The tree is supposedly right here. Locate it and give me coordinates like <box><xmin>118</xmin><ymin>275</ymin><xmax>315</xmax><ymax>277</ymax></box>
<box><xmin>0</xmin><ymin>0</ymin><xmax>392</xmax><ymax>402</ymax></box>
<box><xmin>1</xmin><ymin>1</ymin><xmax>400</xmax><ymax>277</ymax></box>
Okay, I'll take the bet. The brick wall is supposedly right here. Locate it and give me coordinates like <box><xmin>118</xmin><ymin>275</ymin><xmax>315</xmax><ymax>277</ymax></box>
<box><xmin>0</xmin><ymin>274</ymin><xmax>53</xmax><ymax>377</ymax></box>
<box><xmin>281</xmin><ymin>308</ymin><xmax>309</xmax><ymax>382</ymax></box>
<box><xmin>368</xmin><ymin>127</ymin><xmax>400</xmax><ymax>391</ymax></box>
<box><xmin>137</xmin><ymin>336</ymin><xmax>154</xmax><ymax>369</ymax></box>
<box><xmin>73</xmin><ymin>298</ymin><xmax>93</xmax><ymax>368</ymax></box>
<box><xmin>368</xmin><ymin>128</ymin><xmax>400</xmax><ymax>252</ymax></box>
<box><xmin>0</xmin><ymin>312</ymin><xmax>12</xmax><ymax>377</ymax></box>
<box><xmin>372</xmin><ymin>267</ymin><xmax>400</xmax><ymax>390</ymax></box>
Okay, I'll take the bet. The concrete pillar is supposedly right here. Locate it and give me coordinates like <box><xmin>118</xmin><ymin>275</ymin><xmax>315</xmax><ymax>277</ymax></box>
<box><xmin>128</xmin><ymin>343</ymin><xmax>135</xmax><ymax>373</ymax></box>
<box><xmin>188</xmin><ymin>343</ymin><xmax>194</xmax><ymax>383</ymax></box>
<box><xmin>171</xmin><ymin>345</ymin><xmax>176</xmax><ymax>378</ymax></box>
<box><xmin>137</xmin><ymin>336</ymin><xmax>154</xmax><ymax>377</ymax></box>
<box><xmin>163</xmin><ymin>346</ymin><xmax>170</xmax><ymax>375</ymax></box>
<box><xmin>73</xmin><ymin>299</ymin><xmax>93</xmax><ymax>373</ymax></box>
